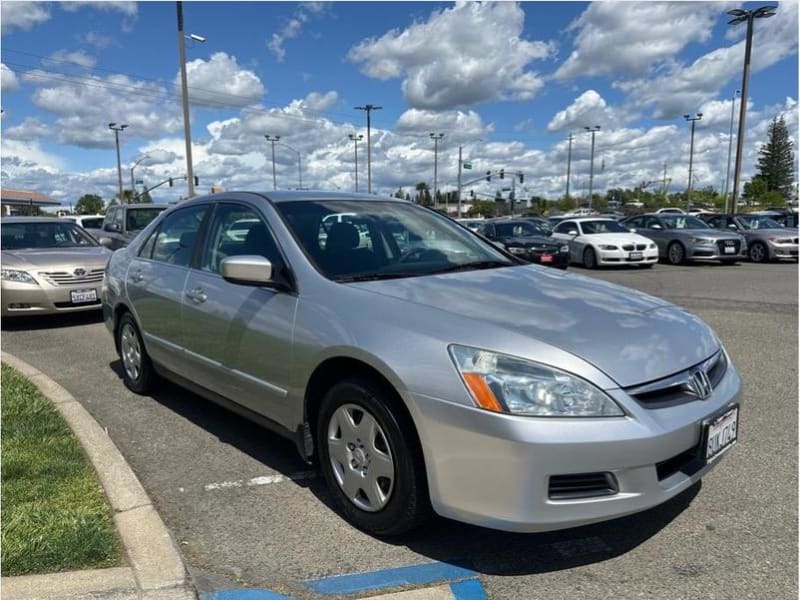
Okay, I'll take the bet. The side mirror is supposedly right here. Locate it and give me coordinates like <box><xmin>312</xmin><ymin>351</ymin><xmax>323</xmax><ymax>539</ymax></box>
<box><xmin>220</xmin><ymin>255</ymin><xmax>273</xmax><ymax>285</ymax></box>
<box><xmin>651</xmin><ymin>224</ymin><xmax>662</xmax><ymax>230</ymax></box>
<box><xmin>728</xmin><ymin>223</ymin><xmax>738</xmax><ymax>230</ymax></box>
<box><xmin>567</xmin><ymin>230</ymin><xmax>579</xmax><ymax>236</ymax></box>
<box><xmin>98</xmin><ymin>237</ymin><xmax>114</xmax><ymax>249</ymax></box>
<box><xmin>628</xmin><ymin>227</ymin><xmax>637</xmax><ymax>233</ymax></box>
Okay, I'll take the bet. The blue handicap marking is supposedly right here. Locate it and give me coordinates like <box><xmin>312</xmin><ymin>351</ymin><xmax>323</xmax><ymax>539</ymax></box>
<box><xmin>201</xmin><ymin>589</ymin><xmax>294</xmax><ymax>600</ymax></box>
<box><xmin>450</xmin><ymin>578</ymin><xmax>489</xmax><ymax>600</ymax></box>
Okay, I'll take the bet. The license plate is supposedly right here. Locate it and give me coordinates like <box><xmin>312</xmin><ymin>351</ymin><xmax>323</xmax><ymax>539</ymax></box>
<box><xmin>703</xmin><ymin>405</ymin><xmax>738</xmax><ymax>462</ymax></box>
<box><xmin>540</xmin><ymin>254</ymin><xmax>553</xmax><ymax>263</ymax></box>
<box><xmin>724</xmin><ymin>247</ymin><xmax>736</xmax><ymax>254</ymax></box>
<box><xmin>629</xmin><ymin>251</ymin><xmax>643</xmax><ymax>260</ymax></box>
<box><xmin>70</xmin><ymin>289</ymin><xmax>97</xmax><ymax>304</ymax></box>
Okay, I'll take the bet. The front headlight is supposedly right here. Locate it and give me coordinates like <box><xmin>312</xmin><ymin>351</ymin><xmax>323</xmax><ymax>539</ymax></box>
<box><xmin>649</xmin><ymin>243</ymin><xmax>656</xmax><ymax>249</ymax></box>
<box><xmin>449</xmin><ymin>345</ymin><xmax>624</xmax><ymax>417</ymax></box>
<box><xmin>1</xmin><ymin>269</ymin><xmax>38</xmax><ymax>284</ymax></box>
<box><xmin>599</xmin><ymin>244</ymin><xmax>618</xmax><ymax>251</ymax></box>
<box><xmin>507</xmin><ymin>246</ymin><xmax>528</xmax><ymax>255</ymax></box>
<box><xmin>690</xmin><ymin>237</ymin><xmax>714</xmax><ymax>245</ymax></box>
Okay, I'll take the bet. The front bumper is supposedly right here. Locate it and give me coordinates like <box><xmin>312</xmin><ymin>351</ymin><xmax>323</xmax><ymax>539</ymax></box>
<box><xmin>514</xmin><ymin>249</ymin><xmax>570</xmax><ymax>269</ymax></box>
<box><xmin>768</xmin><ymin>241</ymin><xmax>799</xmax><ymax>259</ymax></box>
<box><xmin>1</xmin><ymin>280</ymin><xmax>102</xmax><ymax>317</ymax></box>
<box><xmin>687</xmin><ymin>241</ymin><xmax>746</xmax><ymax>261</ymax></box>
<box><xmin>596</xmin><ymin>247</ymin><xmax>658</xmax><ymax>266</ymax></box>
<box><xmin>410</xmin><ymin>360</ymin><xmax>741</xmax><ymax>532</ymax></box>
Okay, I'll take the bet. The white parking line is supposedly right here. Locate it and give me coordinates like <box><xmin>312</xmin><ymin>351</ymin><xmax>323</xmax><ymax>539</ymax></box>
<box><xmin>203</xmin><ymin>471</ymin><xmax>316</xmax><ymax>492</ymax></box>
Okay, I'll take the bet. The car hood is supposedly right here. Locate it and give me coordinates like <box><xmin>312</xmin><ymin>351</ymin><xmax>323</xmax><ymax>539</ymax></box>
<box><xmin>745</xmin><ymin>228</ymin><xmax>797</xmax><ymax>238</ymax></box>
<box><xmin>355</xmin><ymin>266</ymin><xmax>718</xmax><ymax>387</ymax></box>
<box><xmin>2</xmin><ymin>247</ymin><xmax>112</xmax><ymax>270</ymax></box>
<box><xmin>673</xmin><ymin>229</ymin><xmax>741</xmax><ymax>239</ymax></box>
<box><xmin>504</xmin><ymin>235</ymin><xmax>561</xmax><ymax>247</ymax></box>
<box><xmin>584</xmin><ymin>234</ymin><xmax>653</xmax><ymax>246</ymax></box>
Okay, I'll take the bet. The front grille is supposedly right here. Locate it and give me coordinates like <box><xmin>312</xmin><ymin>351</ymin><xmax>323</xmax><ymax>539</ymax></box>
<box><xmin>622</xmin><ymin>243</ymin><xmax>648</xmax><ymax>251</ymax></box>
<box><xmin>622</xmin><ymin>244</ymin><xmax>633</xmax><ymax>251</ymax></box>
<box><xmin>716</xmin><ymin>239</ymin><xmax>740</xmax><ymax>254</ymax></box>
<box><xmin>656</xmin><ymin>444</ymin><xmax>703</xmax><ymax>481</ymax></box>
<box><xmin>627</xmin><ymin>351</ymin><xmax>727</xmax><ymax>408</ymax></box>
<box><xmin>38</xmin><ymin>268</ymin><xmax>104</xmax><ymax>286</ymax></box>
<box><xmin>549</xmin><ymin>472</ymin><xmax>618</xmax><ymax>500</ymax></box>
<box><xmin>636</xmin><ymin>243</ymin><xmax>646</xmax><ymax>250</ymax></box>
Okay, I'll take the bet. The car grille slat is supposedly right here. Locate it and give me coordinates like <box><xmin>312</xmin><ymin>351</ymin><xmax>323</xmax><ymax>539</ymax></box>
<box><xmin>716</xmin><ymin>240</ymin><xmax>740</xmax><ymax>254</ymax></box>
<box><xmin>548</xmin><ymin>472</ymin><xmax>618</xmax><ymax>500</ymax></box>
<box><xmin>626</xmin><ymin>351</ymin><xmax>727</xmax><ymax>408</ymax></box>
<box><xmin>38</xmin><ymin>269</ymin><xmax>104</xmax><ymax>286</ymax></box>
<box><xmin>636</xmin><ymin>243</ymin><xmax>647</xmax><ymax>250</ymax></box>
<box><xmin>622</xmin><ymin>244</ymin><xmax>634</xmax><ymax>251</ymax></box>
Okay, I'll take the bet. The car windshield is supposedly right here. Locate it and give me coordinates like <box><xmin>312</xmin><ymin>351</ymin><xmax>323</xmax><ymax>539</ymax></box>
<box><xmin>1</xmin><ymin>221</ymin><xmax>99</xmax><ymax>250</ymax></box>
<box><xmin>580</xmin><ymin>220</ymin><xmax>630</xmax><ymax>234</ymax></box>
<box><xmin>81</xmin><ymin>217</ymin><xmax>104</xmax><ymax>229</ymax></box>
<box><xmin>495</xmin><ymin>221</ymin><xmax>549</xmax><ymax>237</ymax></box>
<box><xmin>126</xmin><ymin>207</ymin><xmax>166</xmax><ymax>231</ymax></box>
<box><xmin>659</xmin><ymin>215</ymin><xmax>711</xmax><ymax>230</ymax></box>
<box><xmin>276</xmin><ymin>200</ymin><xmax>514</xmax><ymax>281</ymax></box>
<box><xmin>737</xmin><ymin>215</ymin><xmax>781</xmax><ymax>230</ymax></box>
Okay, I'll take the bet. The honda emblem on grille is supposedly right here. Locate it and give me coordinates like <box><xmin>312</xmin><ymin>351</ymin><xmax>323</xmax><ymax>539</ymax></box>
<box><xmin>687</xmin><ymin>369</ymin><xmax>713</xmax><ymax>399</ymax></box>
<box><xmin>74</xmin><ymin>268</ymin><xmax>87</xmax><ymax>277</ymax></box>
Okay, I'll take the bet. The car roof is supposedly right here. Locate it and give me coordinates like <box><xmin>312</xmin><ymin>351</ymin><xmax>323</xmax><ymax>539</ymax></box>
<box><xmin>2</xmin><ymin>216</ymin><xmax>64</xmax><ymax>223</ymax></box>
<box><xmin>568</xmin><ymin>217</ymin><xmax>618</xmax><ymax>223</ymax></box>
<box><xmin>119</xmin><ymin>203</ymin><xmax>169</xmax><ymax>209</ymax></box>
<box><xmin>262</xmin><ymin>191</ymin><xmax>404</xmax><ymax>204</ymax></box>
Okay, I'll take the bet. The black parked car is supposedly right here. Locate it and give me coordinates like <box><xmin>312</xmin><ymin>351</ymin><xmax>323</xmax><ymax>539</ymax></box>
<box><xmin>479</xmin><ymin>219</ymin><xmax>569</xmax><ymax>269</ymax></box>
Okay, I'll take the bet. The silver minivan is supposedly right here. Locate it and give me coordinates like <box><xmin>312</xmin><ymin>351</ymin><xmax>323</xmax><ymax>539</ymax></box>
<box><xmin>103</xmin><ymin>192</ymin><xmax>741</xmax><ymax>536</ymax></box>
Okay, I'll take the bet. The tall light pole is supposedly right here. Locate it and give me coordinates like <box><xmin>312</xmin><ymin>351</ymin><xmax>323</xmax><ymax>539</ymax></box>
<box><xmin>265</xmin><ymin>135</ymin><xmax>280</xmax><ymax>190</ymax></box>
<box><xmin>108</xmin><ymin>122</ymin><xmax>128</xmax><ymax>203</ymax></box>
<box><xmin>684</xmin><ymin>112</ymin><xmax>703</xmax><ymax>207</ymax></box>
<box><xmin>584</xmin><ymin>126</ymin><xmax>600</xmax><ymax>208</ymax></box>
<box><xmin>723</xmin><ymin>90</ymin><xmax>741</xmax><ymax>212</ymax></box>
<box><xmin>280</xmin><ymin>142</ymin><xmax>302</xmax><ymax>189</ymax></box>
<box><xmin>565</xmin><ymin>132</ymin><xmax>574</xmax><ymax>205</ymax></box>
<box><xmin>430</xmin><ymin>133</ymin><xmax>445</xmax><ymax>208</ymax></box>
<box><xmin>348</xmin><ymin>133</ymin><xmax>363</xmax><ymax>192</ymax></box>
<box><xmin>177</xmin><ymin>1</ymin><xmax>205</xmax><ymax>199</ymax></box>
<box><xmin>728</xmin><ymin>5</ymin><xmax>777</xmax><ymax>214</ymax></box>
<box><xmin>355</xmin><ymin>104</ymin><xmax>382</xmax><ymax>193</ymax></box>
<box><xmin>130</xmin><ymin>154</ymin><xmax>152</xmax><ymax>195</ymax></box>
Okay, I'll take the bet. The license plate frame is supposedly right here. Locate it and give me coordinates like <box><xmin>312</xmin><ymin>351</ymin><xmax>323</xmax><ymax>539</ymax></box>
<box><xmin>70</xmin><ymin>288</ymin><xmax>97</xmax><ymax>304</ymax></box>
<box><xmin>702</xmin><ymin>405</ymin><xmax>739</xmax><ymax>462</ymax></box>
<box><xmin>629</xmin><ymin>251</ymin><xmax>643</xmax><ymax>260</ymax></box>
<box><xmin>724</xmin><ymin>246</ymin><xmax>736</xmax><ymax>254</ymax></box>
<box><xmin>540</xmin><ymin>254</ymin><xmax>554</xmax><ymax>263</ymax></box>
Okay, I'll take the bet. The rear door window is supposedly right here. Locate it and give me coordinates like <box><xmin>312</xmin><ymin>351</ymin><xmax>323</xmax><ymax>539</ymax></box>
<box><xmin>150</xmin><ymin>206</ymin><xmax>209</xmax><ymax>267</ymax></box>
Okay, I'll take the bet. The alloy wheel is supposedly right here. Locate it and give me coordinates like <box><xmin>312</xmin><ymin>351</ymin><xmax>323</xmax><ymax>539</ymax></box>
<box><xmin>750</xmin><ymin>243</ymin><xmax>767</xmax><ymax>263</ymax></box>
<box><xmin>120</xmin><ymin>323</ymin><xmax>142</xmax><ymax>382</ymax></box>
<box><xmin>668</xmin><ymin>243</ymin><xmax>684</xmax><ymax>265</ymax></box>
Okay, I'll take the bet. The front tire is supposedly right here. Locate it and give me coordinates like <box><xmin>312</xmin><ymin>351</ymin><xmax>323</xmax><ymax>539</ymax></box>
<box><xmin>316</xmin><ymin>377</ymin><xmax>429</xmax><ymax>536</ymax></box>
<box><xmin>749</xmin><ymin>242</ymin><xmax>769</xmax><ymax>263</ymax></box>
<box><xmin>117</xmin><ymin>313</ymin><xmax>157</xmax><ymax>394</ymax></box>
<box><xmin>667</xmin><ymin>241</ymin><xmax>685</xmax><ymax>265</ymax></box>
<box><xmin>582</xmin><ymin>247</ymin><xmax>597</xmax><ymax>269</ymax></box>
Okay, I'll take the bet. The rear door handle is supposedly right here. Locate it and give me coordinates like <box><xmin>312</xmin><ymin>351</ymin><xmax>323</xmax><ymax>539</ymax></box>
<box><xmin>186</xmin><ymin>287</ymin><xmax>207</xmax><ymax>304</ymax></box>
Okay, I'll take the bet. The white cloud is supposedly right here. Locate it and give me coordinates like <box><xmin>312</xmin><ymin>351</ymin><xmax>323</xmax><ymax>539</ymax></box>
<box><xmin>348</xmin><ymin>2</ymin><xmax>555</xmax><ymax>110</ymax></box>
<box><xmin>547</xmin><ymin>90</ymin><xmax>625</xmax><ymax>132</ymax></box>
<box><xmin>178</xmin><ymin>52</ymin><xmax>265</xmax><ymax>108</ymax></box>
<box><xmin>77</xmin><ymin>31</ymin><xmax>116</xmax><ymax>49</ymax></box>
<box><xmin>4</xmin><ymin>117</ymin><xmax>52</xmax><ymax>140</ymax></box>
<box><xmin>61</xmin><ymin>1</ymin><xmax>137</xmax><ymax>16</ymax></box>
<box><xmin>47</xmin><ymin>49</ymin><xmax>97</xmax><ymax>69</ymax></box>
<box><xmin>267</xmin><ymin>2</ymin><xmax>329</xmax><ymax>62</ymax></box>
<box><xmin>1</xmin><ymin>63</ymin><xmax>19</xmax><ymax>92</ymax></box>
<box><xmin>555</xmin><ymin>2</ymin><xmax>726</xmax><ymax>80</ymax></box>
<box><xmin>395</xmin><ymin>109</ymin><xmax>493</xmax><ymax>141</ymax></box>
<box><xmin>1</xmin><ymin>2</ymin><xmax>51</xmax><ymax>33</ymax></box>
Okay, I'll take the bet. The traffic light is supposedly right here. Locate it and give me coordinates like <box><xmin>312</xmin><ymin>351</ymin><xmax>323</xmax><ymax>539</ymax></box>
<box><xmin>519</xmin><ymin>173</ymin><xmax>524</xmax><ymax>184</ymax></box>
<box><xmin>194</xmin><ymin>176</ymin><xmax>199</xmax><ymax>186</ymax></box>
<box><xmin>470</xmin><ymin>190</ymin><xmax>475</xmax><ymax>198</ymax></box>
<box><xmin>500</xmin><ymin>169</ymin><xmax>504</xmax><ymax>179</ymax></box>
<box><xmin>486</xmin><ymin>171</ymin><xmax>491</xmax><ymax>182</ymax></box>
<box><xmin>168</xmin><ymin>178</ymin><xmax>174</xmax><ymax>187</ymax></box>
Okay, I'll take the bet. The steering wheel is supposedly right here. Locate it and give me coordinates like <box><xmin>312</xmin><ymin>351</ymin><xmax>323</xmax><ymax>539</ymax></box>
<box><xmin>399</xmin><ymin>248</ymin><xmax>446</xmax><ymax>263</ymax></box>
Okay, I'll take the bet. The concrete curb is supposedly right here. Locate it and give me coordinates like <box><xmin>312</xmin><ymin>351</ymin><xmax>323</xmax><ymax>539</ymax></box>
<box><xmin>1</xmin><ymin>352</ymin><xmax>195</xmax><ymax>600</ymax></box>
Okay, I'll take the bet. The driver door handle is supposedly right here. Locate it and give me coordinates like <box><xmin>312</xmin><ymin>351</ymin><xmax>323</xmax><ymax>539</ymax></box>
<box><xmin>186</xmin><ymin>287</ymin><xmax>207</xmax><ymax>304</ymax></box>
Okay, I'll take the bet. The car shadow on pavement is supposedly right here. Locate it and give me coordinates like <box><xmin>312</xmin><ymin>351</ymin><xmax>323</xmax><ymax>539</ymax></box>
<box><xmin>1</xmin><ymin>311</ymin><xmax>105</xmax><ymax>331</ymax></box>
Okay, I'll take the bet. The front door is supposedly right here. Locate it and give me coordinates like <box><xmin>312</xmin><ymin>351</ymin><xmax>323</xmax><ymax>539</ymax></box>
<box><xmin>181</xmin><ymin>202</ymin><xmax>298</xmax><ymax>429</ymax></box>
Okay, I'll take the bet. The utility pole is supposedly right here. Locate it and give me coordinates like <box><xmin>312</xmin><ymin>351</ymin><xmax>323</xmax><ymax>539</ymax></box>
<box><xmin>662</xmin><ymin>161</ymin><xmax>669</xmax><ymax>198</ymax></box>
<box><xmin>684</xmin><ymin>112</ymin><xmax>703</xmax><ymax>208</ymax></box>
<box><xmin>430</xmin><ymin>133</ymin><xmax>444</xmax><ymax>209</ymax></box>
<box><xmin>355</xmin><ymin>104</ymin><xmax>382</xmax><ymax>193</ymax></box>
<box><xmin>109</xmin><ymin>123</ymin><xmax>127</xmax><ymax>203</ymax></box>
<box><xmin>265</xmin><ymin>135</ymin><xmax>280</xmax><ymax>189</ymax></box>
<box><xmin>457</xmin><ymin>145</ymin><xmax>463</xmax><ymax>218</ymax></box>
<box><xmin>728</xmin><ymin>5</ymin><xmax>776</xmax><ymax>214</ymax></box>
<box><xmin>177</xmin><ymin>1</ymin><xmax>195</xmax><ymax>198</ymax></box>
<box><xmin>348</xmin><ymin>134</ymin><xmax>363</xmax><ymax>192</ymax></box>
<box><xmin>584</xmin><ymin>126</ymin><xmax>600</xmax><ymax>208</ymax></box>
<box><xmin>565</xmin><ymin>133</ymin><xmax>574</xmax><ymax>206</ymax></box>
<box><xmin>723</xmin><ymin>90</ymin><xmax>741</xmax><ymax>212</ymax></box>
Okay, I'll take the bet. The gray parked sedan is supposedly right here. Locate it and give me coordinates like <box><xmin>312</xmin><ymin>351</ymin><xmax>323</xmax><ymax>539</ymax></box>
<box><xmin>103</xmin><ymin>192</ymin><xmax>741</xmax><ymax>536</ymax></box>
<box><xmin>699</xmin><ymin>213</ymin><xmax>798</xmax><ymax>263</ymax></box>
<box><xmin>2</xmin><ymin>217</ymin><xmax>112</xmax><ymax>317</ymax></box>
<box><xmin>622</xmin><ymin>213</ymin><xmax>746</xmax><ymax>265</ymax></box>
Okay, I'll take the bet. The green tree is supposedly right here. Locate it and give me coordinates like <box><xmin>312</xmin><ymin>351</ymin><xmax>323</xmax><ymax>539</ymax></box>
<box><xmin>394</xmin><ymin>187</ymin><xmax>405</xmax><ymax>199</ymax></box>
<box><xmin>414</xmin><ymin>182</ymin><xmax>432</xmax><ymax>206</ymax></box>
<box><xmin>743</xmin><ymin>177</ymin><xmax>768</xmax><ymax>203</ymax></box>
<box><xmin>75</xmin><ymin>194</ymin><xmax>104</xmax><ymax>215</ymax></box>
<box><xmin>756</xmin><ymin>116</ymin><xmax>795</xmax><ymax>199</ymax></box>
<box><xmin>467</xmin><ymin>200</ymin><xmax>496</xmax><ymax>218</ymax></box>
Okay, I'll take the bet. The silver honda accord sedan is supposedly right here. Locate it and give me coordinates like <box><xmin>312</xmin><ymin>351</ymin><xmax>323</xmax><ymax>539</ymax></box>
<box><xmin>102</xmin><ymin>192</ymin><xmax>741</xmax><ymax>536</ymax></box>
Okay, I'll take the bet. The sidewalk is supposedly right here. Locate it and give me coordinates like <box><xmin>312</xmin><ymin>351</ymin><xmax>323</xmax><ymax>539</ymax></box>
<box><xmin>1</xmin><ymin>352</ymin><xmax>194</xmax><ymax>600</ymax></box>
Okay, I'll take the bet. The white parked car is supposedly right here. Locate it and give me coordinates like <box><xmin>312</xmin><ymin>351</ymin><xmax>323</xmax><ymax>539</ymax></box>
<box><xmin>552</xmin><ymin>217</ymin><xmax>659</xmax><ymax>268</ymax></box>
<box><xmin>655</xmin><ymin>208</ymin><xmax>686</xmax><ymax>214</ymax></box>
<box><xmin>61</xmin><ymin>214</ymin><xmax>106</xmax><ymax>230</ymax></box>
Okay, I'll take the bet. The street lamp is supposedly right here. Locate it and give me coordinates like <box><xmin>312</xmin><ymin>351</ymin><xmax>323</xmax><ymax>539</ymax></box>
<box><xmin>728</xmin><ymin>5</ymin><xmax>777</xmax><ymax>214</ymax></box>
<box><xmin>723</xmin><ymin>90</ymin><xmax>741</xmax><ymax>213</ymax></box>
<box><xmin>108</xmin><ymin>122</ymin><xmax>128</xmax><ymax>203</ymax></box>
<box><xmin>176</xmin><ymin>1</ymin><xmax>205</xmax><ymax>199</ymax></box>
<box><xmin>355</xmin><ymin>104</ymin><xmax>382</xmax><ymax>193</ymax></box>
<box><xmin>129</xmin><ymin>154</ymin><xmax>153</xmax><ymax>196</ymax></box>
<box><xmin>279</xmin><ymin>142</ymin><xmax>303</xmax><ymax>189</ymax></box>
<box><xmin>684</xmin><ymin>112</ymin><xmax>703</xmax><ymax>207</ymax></box>
<box><xmin>584</xmin><ymin>126</ymin><xmax>600</xmax><ymax>208</ymax></box>
<box><xmin>265</xmin><ymin>135</ymin><xmax>280</xmax><ymax>190</ymax></box>
<box><xmin>348</xmin><ymin>134</ymin><xmax>363</xmax><ymax>192</ymax></box>
<box><xmin>430</xmin><ymin>133</ymin><xmax>445</xmax><ymax>208</ymax></box>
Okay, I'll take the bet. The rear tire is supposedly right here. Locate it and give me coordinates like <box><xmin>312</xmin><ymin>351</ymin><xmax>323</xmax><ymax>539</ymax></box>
<box><xmin>667</xmin><ymin>242</ymin><xmax>685</xmax><ymax>265</ymax></box>
<box><xmin>316</xmin><ymin>376</ymin><xmax>430</xmax><ymax>536</ymax></box>
<box><xmin>116</xmin><ymin>313</ymin><xmax>157</xmax><ymax>394</ymax></box>
<box><xmin>582</xmin><ymin>247</ymin><xmax>597</xmax><ymax>269</ymax></box>
<box><xmin>749</xmin><ymin>242</ymin><xmax>769</xmax><ymax>263</ymax></box>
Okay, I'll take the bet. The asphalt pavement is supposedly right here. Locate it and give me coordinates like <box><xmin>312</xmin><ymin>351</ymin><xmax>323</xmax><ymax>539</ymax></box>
<box><xmin>2</xmin><ymin>260</ymin><xmax>797</xmax><ymax>600</ymax></box>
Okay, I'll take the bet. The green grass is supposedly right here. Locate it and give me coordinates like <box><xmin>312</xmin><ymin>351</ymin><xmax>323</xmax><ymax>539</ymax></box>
<box><xmin>1</xmin><ymin>363</ymin><xmax>122</xmax><ymax>576</ymax></box>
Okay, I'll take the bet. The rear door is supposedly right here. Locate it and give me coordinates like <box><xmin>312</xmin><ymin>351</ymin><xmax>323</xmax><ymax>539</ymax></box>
<box><xmin>125</xmin><ymin>204</ymin><xmax>210</xmax><ymax>374</ymax></box>
<box><xmin>181</xmin><ymin>200</ymin><xmax>298</xmax><ymax>428</ymax></box>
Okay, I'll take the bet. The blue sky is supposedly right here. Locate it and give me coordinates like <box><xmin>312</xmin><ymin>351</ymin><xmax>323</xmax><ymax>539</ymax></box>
<box><xmin>1</xmin><ymin>1</ymin><xmax>798</xmax><ymax>205</ymax></box>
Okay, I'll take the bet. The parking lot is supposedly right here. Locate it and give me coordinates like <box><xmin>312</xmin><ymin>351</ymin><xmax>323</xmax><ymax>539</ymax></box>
<box><xmin>2</xmin><ymin>261</ymin><xmax>797</xmax><ymax>600</ymax></box>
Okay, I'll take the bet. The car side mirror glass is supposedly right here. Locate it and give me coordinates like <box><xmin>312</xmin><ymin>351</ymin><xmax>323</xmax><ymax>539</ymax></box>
<box><xmin>651</xmin><ymin>224</ymin><xmax>662</xmax><ymax>230</ymax></box>
<box><xmin>568</xmin><ymin>230</ymin><xmax>578</xmax><ymax>236</ymax></box>
<box><xmin>728</xmin><ymin>224</ymin><xmax>738</xmax><ymax>229</ymax></box>
<box><xmin>98</xmin><ymin>237</ymin><xmax>114</xmax><ymax>249</ymax></box>
<box><xmin>220</xmin><ymin>255</ymin><xmax>273</xmax><ymax>285</ymax></box>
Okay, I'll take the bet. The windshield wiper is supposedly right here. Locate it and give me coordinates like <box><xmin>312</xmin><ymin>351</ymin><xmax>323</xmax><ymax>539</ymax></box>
<box><xmin>336</xmin><ymin>272</ymin><xmax>420</xmax><ymax>283</ymax></box>
<box><xmin>428</xmin><ymin>260</ymin><xmax>513</xmax><ymax>275</ymax></box>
